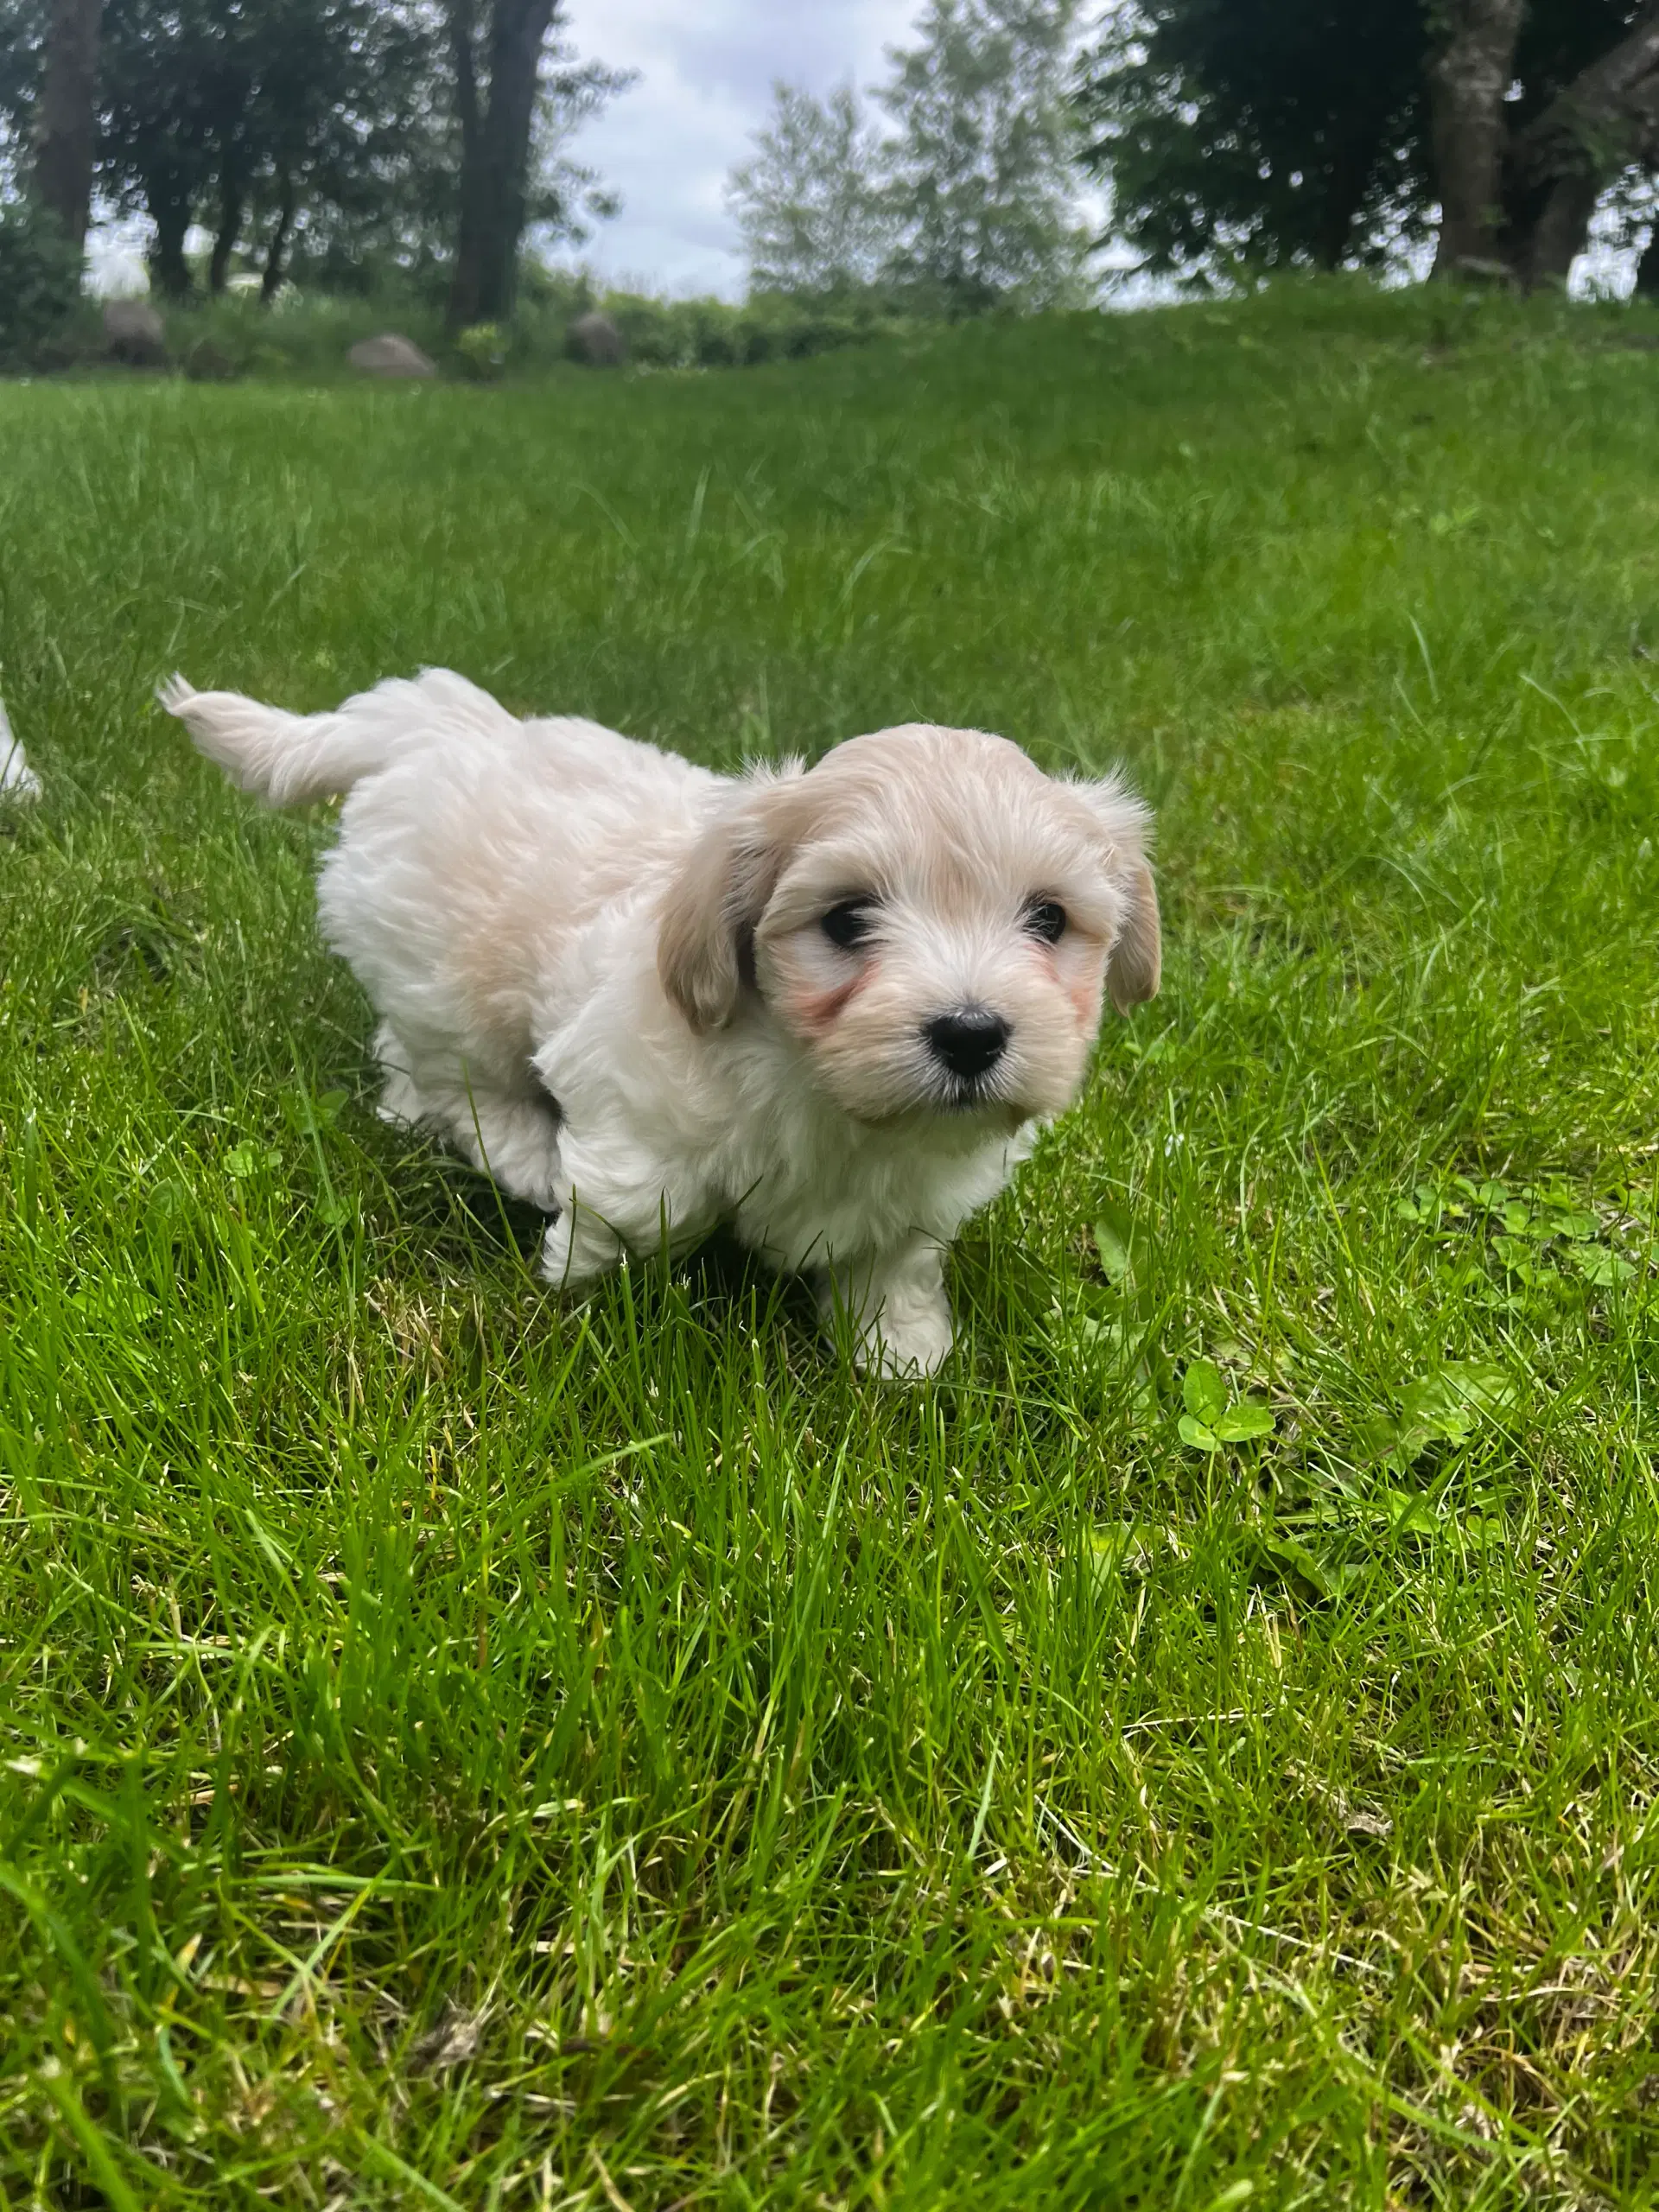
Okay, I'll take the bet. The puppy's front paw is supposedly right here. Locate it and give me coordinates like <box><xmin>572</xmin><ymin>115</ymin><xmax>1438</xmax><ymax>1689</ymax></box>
<box><xmin>820</xmin><ymin>1242</ymin><xmax>955</xmax><ymax>1381</ymax></box>
<box><xmin>860</xmin><ymin>1300</ymin><xmax>955</xmax><ymax>1380</ymax></box>
<box><xmin>539</xmin><ymin>1205</ymin><xmax>624</xmax><ymax>1293</ymax></box>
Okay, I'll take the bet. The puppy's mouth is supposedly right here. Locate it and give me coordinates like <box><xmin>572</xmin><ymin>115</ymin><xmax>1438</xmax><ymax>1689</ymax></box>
<box><xmin>936</xmin><ymin>1073</ymin><xmax>1008</xmax><ymax>1116</ymax></box>
<box><xmin>846</xmin><ymin>1082</ymin><xmax>1025</xmax><ymax>1136</ymax></box>
<box><xmin>907</xmin><ymin>1072</ymin><xmax>1030</xmax><ymax>1129</ymax></box>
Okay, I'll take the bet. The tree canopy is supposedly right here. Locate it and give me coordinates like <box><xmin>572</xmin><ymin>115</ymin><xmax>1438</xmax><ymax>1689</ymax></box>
<box><xmin>878</xmin><ymin>0</ymin><xmax>1092</xmax><ymax>310</ymax></box>
<box><xmin>1077</xmin><ymin>1</ymin><xmax>1427</xmax><ymax>281</ymax></box>
<box><xmin>726</xmin><ymin>82</ymin><xmax>890</xmax><ymax>296</ymax></box>
<box><xmin>0</xmin><ymin>0</ymin><xmax>628</xmax><ymax>309</ymax></box>
<box><xmin>728</xmin><ymin>0</ymin><xmax>1092</xmax><ymax>312</ymax></box>
<box><xmin>1078</xmin><ymin>0</ymin><xmax>1659</xmax><ymax>291</ymax></box>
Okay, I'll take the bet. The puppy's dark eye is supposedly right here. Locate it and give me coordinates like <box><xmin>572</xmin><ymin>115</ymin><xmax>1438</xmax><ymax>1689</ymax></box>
<box><xmin>1026</xmin><ymin>899</ymin><xmax>1067</xmax><ymax>944</ymax></box>
<box><xmin>821</xmin><ymin>899</ymin><xmax>876</xmax><ymax>950</ymax></box>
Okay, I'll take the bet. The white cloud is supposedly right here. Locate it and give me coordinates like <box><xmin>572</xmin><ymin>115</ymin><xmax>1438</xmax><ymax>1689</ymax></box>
<box><xmin>559</xmin><ymin>0</ymin><xmax>921</xmax><ymax>297</ymax></box>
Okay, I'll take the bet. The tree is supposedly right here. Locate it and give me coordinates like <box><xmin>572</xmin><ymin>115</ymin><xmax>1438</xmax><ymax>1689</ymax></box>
<box><xmin>4</xmin><ymin>0</ymin><xmax>422</xmax><ymax>290</ymax></box>
<box><xmin>1079</xmin><ymin>0</ymin><xmax>1659</xmax><ymax>292</ymax></box>
<box><xmin>95</xmin><ymin>0</ymin><xmax>220</xmax><ymax>295</ymax></box>
<box><xmin>727</xmin><ymin>0</ymin><xmax>1091</xmax><ymax>310</ymax></box>
<box><xmin>0</xmin><ymin>192</ymin><xmax>79</xmax><ymax>357</ymax></box>
<box><xmin>0</xmin><ymin>0</ymin><xmax>45</xmax><ymax>178</ymax></box>
<box><xmin>31</xmin><ymin>0</ymin><xmax>102</xmax><ymax>249</ymax></box>
<box><xmin>1425</xmin><ymin>0</ymin><xmax>1526</xmax><ymax>276</ymax></box>
<box><xmin>878</xmin><ymin>0</ymin><xmax>1092</xmax><ymax>310</ymax></box>
<box><xmin>448</xmin><ymin>0</ymin><xmax>551</xmax><ymax>326</ymax></box>
<box><xmin>264</xmin><ymin>17</ymin><xmax>626</xmax><ymax>305</ymax></box>
<box><xmin>234</xmin><ymin>0</ymin><xmax>446</xmax><ymax>301</ymax></box>
<box><xmin>726</xmin><ymin>82</ymin><xmax>893</xmax><ymax>296</ymax></box>
<box><xmin>1</xmin><ymin>0</ymin><xmax>626</xmax><ymax>307</ymax></box>
<box><xmin>446</xmin><ymin>0</ymin><xmax>629</xmax><ymax>325</ymax></box>
<box><xmin>1424</xmin><ymin>0</ymin><xmax>1659</xmax><ymax>285</ymax></box>
<box><xmin>1497</xmin><ymin>3</ymin><xmax>1659</xmax><ymax>286</ymax></box>
<box><xmin>1077</xmin><ymin>0</ymin><xmax>1427</xmax><ymax>284</ymax></box>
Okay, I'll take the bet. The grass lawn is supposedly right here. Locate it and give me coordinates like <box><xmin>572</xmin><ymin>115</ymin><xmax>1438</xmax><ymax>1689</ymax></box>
<box><xmin>3</xmin><ymin>282</ymin><xmax>1659</xmax><ymax>2209</ymax></box>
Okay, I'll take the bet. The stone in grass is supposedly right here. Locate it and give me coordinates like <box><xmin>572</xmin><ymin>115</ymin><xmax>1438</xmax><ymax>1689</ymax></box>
<box><xmin>347</xmin><ymin>332</ymin><xmax>437</xmax><ymax>378</ymax></box>
<box><xmin>0</xmin><ymin>697</ymin><xmax>41</xmax><ymax>803</ymax></box>
<box><xmin>103</xmin><ymin>297</ymin><xmax>167</xmax><ymax>367</ymax></box>
<box><xmin>184</xmin><ymin>337</ymin><xmax>243</xmax><ymax>383</ymax></box>
<box><xmin>568</xmin><ymin>310</ymin><xmax>625</xmax><ymax>368</ymax></box>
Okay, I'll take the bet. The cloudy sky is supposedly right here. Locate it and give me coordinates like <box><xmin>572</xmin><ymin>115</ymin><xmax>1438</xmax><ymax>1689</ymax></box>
<box><xmin>559</xmin><ymin>0</ymin><xmax>923</xmax><ymax>298</ymax></box>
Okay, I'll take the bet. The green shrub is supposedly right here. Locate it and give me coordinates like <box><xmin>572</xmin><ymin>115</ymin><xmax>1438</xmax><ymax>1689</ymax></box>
<box><xmin>454</xmin><ymin>321</ymin><xmax>508</xmax><ymax>380</ymax></box>
<box><xmin>156</xmin><ymin>288</ymin><xmax>447</xmax><ymax>378</ymax></box>
<box><xmin>587</xmin><ymin>288</ymin><xmax>911</xmax><ymax>372</ymax></box>
<box><xmin>45</xmin><ymin>264</ymin><xmax>913</xmax><ymax>385</ymax></box>
<box><xmin>0</xmin><ymin>200</ymin><xmax>81</xmax><ymax>367</ymax></box>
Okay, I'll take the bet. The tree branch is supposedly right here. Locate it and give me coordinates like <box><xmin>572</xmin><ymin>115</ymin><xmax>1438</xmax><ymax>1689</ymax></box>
<box><xmin>1511</xmin><ymin>0</ymin><xmax>1659</xmax><ymax>192</ymax></box>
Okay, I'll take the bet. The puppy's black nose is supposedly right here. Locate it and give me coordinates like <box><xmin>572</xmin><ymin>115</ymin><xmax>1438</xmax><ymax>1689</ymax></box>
<box><xmin>925</xmin><ymin>1007</ymin><xmax>1010</xmax><ymax>1079</ymax></box>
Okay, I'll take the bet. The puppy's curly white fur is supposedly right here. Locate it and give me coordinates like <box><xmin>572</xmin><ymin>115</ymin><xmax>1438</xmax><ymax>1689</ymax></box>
<box><xmin>165</xmin><ymin>669</ymin><xmax>1160</xmax><ymax>1376</ymax></box>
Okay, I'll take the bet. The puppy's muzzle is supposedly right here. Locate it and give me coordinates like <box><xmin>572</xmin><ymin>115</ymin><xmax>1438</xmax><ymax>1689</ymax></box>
<box><xmin>925</xmin><ymin>1006</ymin><xmax>1010</xmax><ymax>1081</ymax></box>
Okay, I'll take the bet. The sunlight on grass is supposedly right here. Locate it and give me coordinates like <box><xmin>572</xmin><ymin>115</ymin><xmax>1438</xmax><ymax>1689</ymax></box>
<box><xmin>3</xmin><ymin>281</ymin><xmax>1658</xmax><ymax>2206</ymax></box>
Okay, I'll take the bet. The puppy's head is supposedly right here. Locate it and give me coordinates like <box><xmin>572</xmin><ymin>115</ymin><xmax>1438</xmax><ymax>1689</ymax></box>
<box><xmin>658</xmin><ymin>723</ymin><xmax>1159</xmax><ymax>1126</ymax></box>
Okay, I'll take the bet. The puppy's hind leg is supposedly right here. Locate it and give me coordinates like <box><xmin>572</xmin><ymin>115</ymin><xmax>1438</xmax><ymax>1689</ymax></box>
<box><xmin>372</xmin><ymin>1023</ymin><xmax>564</xmax><ymax>1211</ymax></box>
<box><xmin>539</xmin><ymin>1203</ymin><xmax>625</xmax><ymax>1292</ymax></box>
<box><xmin>456</xmin><ymin>1090</ymin><xmax>565</xmax><ymax>1212</ymax></box>
<box><xmin>372</xmin><ymin>1020</ymin><xmax>434</xmax><ymax>1132</ymax></box>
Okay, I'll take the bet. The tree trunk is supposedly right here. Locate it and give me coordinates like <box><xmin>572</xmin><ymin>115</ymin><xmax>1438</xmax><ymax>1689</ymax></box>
<box><xmin>32</xmin><ymin>0</ymin><xmax>105</xmax><ymax>252</ymax></box>
<box><xmin>209</xmin><ymin>168</ymin><xmax>244</xmax><ymax>296</ymax></box>
<box><xmin>1510</xmin><ymin>0</ymin><xmax>1659</xmax><ymax>200</ymax></box>
<box><xmin>447</xmin><ymin>0</ymin><xmax>559</xmax><ymax>328</ymax></box>
<box><xmin>447</xmin><ymin>0</ymin><xmax>485</xmax><ymax>325</ymax></box>
<box><xmin>1514</xmin><ymin>171</ymin><xmax>1601</xmax><ymax>290</ymax></box>
<box><xmin>1427</xmin><ymin>0</ymin><xmax>1526</xmax><ymax>279</ymax></box>
<box><xmin>1497</xmin><ymin>0</ymin><xmax>1659</xmax><ymax>291</ymax></box>
<box><xmin>261</xmin><ymin>174</ymin><xmax>296</xmax><ymax>304</ymax></box>
<box><xmin>147</xmin><ymin>167</ymin><xmax>194</xmax><ymax>298</ymax></box>
<box><xmin>1312</xmin><ymin>135</ymin><xmax>1374</xmax><ymax>271</ymax></box>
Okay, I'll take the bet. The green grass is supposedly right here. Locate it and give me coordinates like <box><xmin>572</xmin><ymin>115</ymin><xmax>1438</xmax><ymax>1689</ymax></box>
<box><xmin>3</xmin><ymin>277</ymin><xmax>1659</xmax><ymax>2209</ymax></box>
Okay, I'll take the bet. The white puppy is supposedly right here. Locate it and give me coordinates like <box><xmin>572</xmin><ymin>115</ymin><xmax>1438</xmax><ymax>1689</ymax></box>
<box><xmin>0</xmin><ymin>696</ymin><xmax>41</xmax><ymax>802</ymax></box>
<box><xmin>164</xmin><ymin>670</ymin><xmax>1160</xmax><ymax>1376</ymax></box>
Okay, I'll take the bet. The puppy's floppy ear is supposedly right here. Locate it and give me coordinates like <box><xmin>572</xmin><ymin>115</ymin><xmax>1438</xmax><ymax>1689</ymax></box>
<box><xmin>1071</xmin><ymin>771</ymin><xmax>1161</xmax><ymax>1014</ymax></box>
<box><xmin>658</xmin><ymin>766</ymin><xmax>804</xmax><ymax>1033</ymax></box>
<box><xmin>1108</xmin><ymin>855</ymin><xmax>1161</xmax><ymax>1013</ymax></box>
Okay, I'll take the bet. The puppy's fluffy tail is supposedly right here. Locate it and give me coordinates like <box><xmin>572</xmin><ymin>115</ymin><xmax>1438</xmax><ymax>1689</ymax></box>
<box><xmin>160</xmin><ymin>667</ymin><xmax>511</xmax><ymax>808</ymax></box>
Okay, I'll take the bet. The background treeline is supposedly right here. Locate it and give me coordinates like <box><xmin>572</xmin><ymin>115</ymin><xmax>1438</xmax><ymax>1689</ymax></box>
<box><xmin>0</xmin><ymin>0</ymin><xmax>628</xmax><ymax>314</ymax></box>
<box><xmin>738</xmin><ymin>1</ymin><xmax>1659</xmax><ymax>306</ymax></box>
<box><xmin>1081</xmin><ymin>0</ymin><xmax>1659</xmax><ymax>294</ymax></box>
<box><xmin>4</xmin><ymin>0</ymin><xmax>1659</xmax><ymax>379</ymax></box>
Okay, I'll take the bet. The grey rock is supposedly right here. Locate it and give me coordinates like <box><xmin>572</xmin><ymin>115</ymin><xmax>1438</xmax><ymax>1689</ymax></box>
<box><xmin>184</xmin><ymin>337</ymin><xmax>242</xmax><ymax>383</ymax></box>
<box><xmin>346</xmin><ymin>332</ymin><xmax>437</xmax><ymax>378</ymax></box>
<box><xmin>103</xmin><ymin>297</ymin><xmax>166</xmax><ymax>366</ymax></box>
<box><xmin>569</xmin><ymin>311</ymin><xmax>625</xmax><ymax>368</ymax></box>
